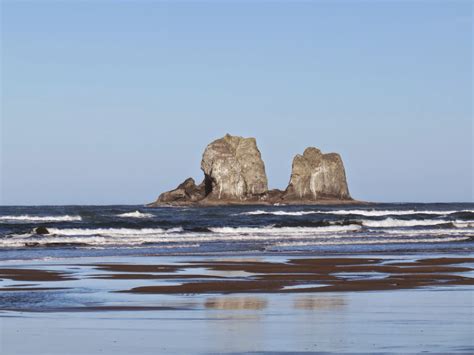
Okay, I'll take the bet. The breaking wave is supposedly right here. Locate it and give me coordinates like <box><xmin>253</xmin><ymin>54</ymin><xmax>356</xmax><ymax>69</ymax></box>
<box><xmin>2</xmin><ymin>223</ymin><xmax>472</xmax><ymax>248</ymax></box>
<box><xmin>117</xmin><ymin>211</ymin><xmax>154</xmax><ymax>219</ymax></box>
<box><xmin>383</xmin><ymin>228</ymin><xmax>474</xmax><ymax>235</ymax></box>
<box><xmin>1</xmin><ymin>203</ymin><xmax>473</xmax><ymax>254</ymax></box>
<box><xmin>271</xmin><ymin>236</ymin><xmax>471</xmax><ymax>248</ymax></box>
<box><xmin>46</xmin><ymin>227</ymin><xmax>183</xmax><ymax>236</ymax></box>
<box><xmin>210</xmin><ymin>225</ymin><xmax>361</xmax><ymax>234</ymax></box>
<box><xmin>240</xmin><ymin>210</ymin><xmax>317</xmax><ymax>216</ymax></box>
<box><xmin>360</xmin><ymin>218</ymin><xmax>451</xmax><ymax>228</ymax></box>
<box><xmin>238</xmin><ymin>209</ymin><xmax>474</xmax><ymax>217</ymax></box>
<box><xmin>0</xmin><ymin>215</ymin><xmax>82</xmax><ymax>222</ymax></box>
<box><xmin>6</xmin><ymin>232</ymin><xmax>470</xmax><ymax>249</ymax></box>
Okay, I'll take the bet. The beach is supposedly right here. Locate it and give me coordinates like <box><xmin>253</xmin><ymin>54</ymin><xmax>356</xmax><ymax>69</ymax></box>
<box><xmin>1</xmin><ymin>203</ymin><xmax>473</xmax><ymax>353</ymax></box>
<box><xmin>0</xmin><ymin>253</ymin><xmax>473</xmax><ymax>354</ymax></box>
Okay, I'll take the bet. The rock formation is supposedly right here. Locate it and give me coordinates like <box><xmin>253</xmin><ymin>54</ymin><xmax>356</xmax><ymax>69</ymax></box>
<box><xmin>149</xmin><ymin>134</ymin><xmax>354</xmax><ymax>206</ymax></box>
<box><xmin>155</xmin><ymin>178</ymin><xmax>206</xmax><ymax>204</ymax></box>
<box><xmin>201</xmin><ymin>134</ymin><xmax>268</xmax><ymax>200</ymax></box>
<box><xmin>283</xmin><ymin>147</ymin><xmax>350</xmax><ymax>201</ymax></box>
<box><xmin>34</xmin><ymin>226</ymin><xmax>50</xmax><ymax>235</ymax></box>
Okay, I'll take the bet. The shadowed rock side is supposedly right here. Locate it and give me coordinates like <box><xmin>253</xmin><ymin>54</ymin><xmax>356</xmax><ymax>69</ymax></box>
<box><xmin>155</xmin><ymin>178</ymin><xmax>206</xmax><ymax>204</ymax></box>
<box><xmin>149</xmin><ymin>134</ymin><xmax>355</xmax><ymax>206</ymax></box>
<box><xmin>283</xmin><ymin>147</ymin><xmax>351</xmax><ymax>201</ymax></box>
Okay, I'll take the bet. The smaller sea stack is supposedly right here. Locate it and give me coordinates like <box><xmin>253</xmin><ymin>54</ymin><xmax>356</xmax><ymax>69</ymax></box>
<box><xmin>283</xmin><ymin>147</ymin><xmax>350</xmax><ymax>201</ymax></box>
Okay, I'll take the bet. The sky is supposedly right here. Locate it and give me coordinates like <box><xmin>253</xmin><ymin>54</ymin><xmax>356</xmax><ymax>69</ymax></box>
<box><xmin>1</xmin><ymin>0</ymin><xmax>472</xmax><ymax>205</ymax></box>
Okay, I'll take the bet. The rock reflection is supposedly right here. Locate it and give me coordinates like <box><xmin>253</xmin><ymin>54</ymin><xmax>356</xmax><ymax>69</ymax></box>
<box><xmin>294</xmin><ymin>296</ymin><xmax>346</xmax><ymax>310</ymax></box>
<box><xmin>205</xmin><ymin>296</ymin><xmax>268</xmax><ymax>310</ymax></box>
<box><xmin>212</xmin><ymin>258</ymin><xmax>264</xmax><ymax>263</ymax></box>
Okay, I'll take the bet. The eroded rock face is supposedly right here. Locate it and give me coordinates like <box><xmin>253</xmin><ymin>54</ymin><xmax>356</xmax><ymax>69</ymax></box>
<box><xmin>155</xmin><ymin>178</ymin><xmax>206</xmax><ymax>204</ymax></box>
<box><xmin>201</xmin><ymin>134</ymin><xmax>268</xmax><ymax>200</ymax></box>
<box><xmin>283</xmin><ymin>147</ymin><xmax>351</xmax><ymax>200</ymax></box>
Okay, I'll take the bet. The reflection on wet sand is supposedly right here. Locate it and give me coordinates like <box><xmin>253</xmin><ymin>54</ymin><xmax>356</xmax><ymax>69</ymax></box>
<box><xmin>205</xmin><ymin>296</ymin><xmax>268</xmax><ymax>310</ymax></box>
<box><xmin>206</xmin><ymin>258</ymin><xmax>265</xmax><ymax>263</ymax></box>
<box><xmin>1</xmin><ymin>257</ymin><xmax>473</xmax><ymax>310</ymax></box>
<box><xmin>294</xmin><ymin>296</ymin><xmax>346</xmax><ymax>310</ymax></box>
<box><xmin>204</xmin><ymin>296</ymin><xmax>267</xmax><ymax>352</ymax></box>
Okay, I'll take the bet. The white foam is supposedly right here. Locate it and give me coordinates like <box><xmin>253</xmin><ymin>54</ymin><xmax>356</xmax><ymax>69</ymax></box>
<box><xmin>360</xmin><ymin>218</ymin><xmax>450</xmax><ymax>228</ymax></box>
<box><xmin>238</xmin><ymin>209</ymin><xmax>474</xmax><ymax>217</ymax></box>
<box><xmin>0</xmin><ymin>235</ymin><xmax>200</xmax><ymax>248</ymax></box>
<box><xmin>210</xmin><ymin>225</ymin><xmax>361</xmax><ymax>234</ymax></box>
<box><xmin>0</xmin><ymin>231</ymin><xmax>359</xmax><ymax>247</ymax></box>
<box><xmin>0</xmin><ymin>215</ymin><xmax>82</xmax><ymax>222</ymax></box>
<box><xmin>46</xmin><ymin>227</ymin><xmax>183</xmax><ymax>236</ymax></box>
<box><xmin>383</xmin><ymin>228</ymin><xmax>474</xmax><ymax>235</ymax></box>
<box><xmin>324</xmin><ymin>209</ymin><xmax>473</xmax><ymax>216</ymax></box>
<box><xmin>272</xmin><ymin>236</ymin><xmax>470</xmax><ymax>247</ymax></box>
<box><xmin>453</xmin><ymin>221</ymin><xmax>474</xmax><ymax>228</ymax></box>
<box><xmin>2</xmin><ymin>224</ymin><xmax>472</xmax><ymax>248</ymax></box>
<box><xmin>117</xmin><ymin>211</ymin><xmax>154</xmax><ymax>219</ymax></box>
<box><xmin>239</xmin><ymin>210</ymin><xmax>315</xmax><ymax>216</ymax></box>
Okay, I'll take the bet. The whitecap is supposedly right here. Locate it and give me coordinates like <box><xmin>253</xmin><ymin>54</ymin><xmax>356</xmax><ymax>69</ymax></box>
<box><xmin>210</xmin><ymin>225</ymin><xmax>361</xmax><ymax>234</ymax></box>
<box><xmin>453</xmin><ymin>221</ymin><xmax>474</xmax><ymax>228</ymax></box>
<box><xmin>238</xmin><ymin>210</ymin><xmax>315</xmax><ymax>216</ymax></box>
<box><xmin>271</xmin><ymin>236</ymin><xmax>470</xmax><ymax>247</ymax></box>
<box><xmin>237</xmin><ymin>209</ymin><xmax>474</xmax><ymax>217</ymax></box>
<box><xmin>0</xmin><ymin>215</ymin><xmax>82</xmax><ymax>222</ymax></box>
<box><xmin>360</xmin><ymin>218</ymin><xmax>450</xmax><ymax>228</ymax></box>
<box><xmin>384</xmin><ymin>227</ymin><xmax>474</xmax><ymax>235</ymax></box>
<box><xmin>117</xmin><ymin>211</ymin><xmax>154</xmax><ymax>219</ymax></box>
<box><xmin>46</xmin><ymin>227</ymin><xmax>183</xmax><ymax>236</ymax></box>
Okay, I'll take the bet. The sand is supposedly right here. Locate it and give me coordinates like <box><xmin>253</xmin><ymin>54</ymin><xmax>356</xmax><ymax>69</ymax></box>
<box><xmin>0</xmin><ymin>256</ymin><xmax>473</xmax><ymax>296</ymax></box>
<box><xmin>100</xmin><ymin>257</ymin><xmax>474</xmax><ymax>294</ymax></box>
<box><xmin>0</xmin><ymin>254</ymin><xmax>472</xmax><ymax>353</ymax></box>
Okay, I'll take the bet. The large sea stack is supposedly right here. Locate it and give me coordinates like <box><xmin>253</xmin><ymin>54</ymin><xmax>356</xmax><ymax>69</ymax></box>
<box><xmin>148</xmin><ymin>134</ymin><xmax>354</xmax><ymax>206</ymax></box>
<box><xmin>201</xmin><ymin>134</ymin><xmax>268</xmax><ymax>200</ymax></box>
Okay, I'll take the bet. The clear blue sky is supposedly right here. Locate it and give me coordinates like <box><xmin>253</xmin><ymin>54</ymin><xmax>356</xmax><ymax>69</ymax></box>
<box><xmin>1</xmin><ymin>0</ymin><xmax>472</xmax><ymax>205</ymax></box>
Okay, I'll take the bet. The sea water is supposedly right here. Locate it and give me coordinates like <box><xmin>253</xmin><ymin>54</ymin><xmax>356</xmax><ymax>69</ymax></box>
<box><xmin>1</xmin><ymin>203</ymin><xmax>473</xmax><ymax>260</ymax></box>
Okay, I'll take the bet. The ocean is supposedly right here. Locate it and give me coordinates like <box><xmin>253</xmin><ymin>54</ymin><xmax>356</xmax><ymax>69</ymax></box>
<box><xmin>1</xmin><ymin>203</ymin><xmax>473</xmax><ymax>260</ymax></box>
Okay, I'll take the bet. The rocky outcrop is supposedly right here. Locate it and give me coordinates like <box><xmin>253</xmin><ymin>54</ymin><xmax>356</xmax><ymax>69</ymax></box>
<box><xmin>155</xmin><ymin>178</ymin><xmax>206</xmax><ymax>204</ymax></box>
<box><xmin>148</xmin><ymin>135</ymin><xmax>355</xmax><ymax>206</ymax></box>
<box><xmin>201</xmin><ymin>134</ymin><xmax>268</xmax><ymax>200</ymax></box>
<box><xmin>34</xmin><ymin>226</ymin><xmax>50</xmax><ymax>235</ymax></box>
<box><xmin>283</xmin><ymin>147</ymin><xmax>351</xmax><ymax>201</ymax></box>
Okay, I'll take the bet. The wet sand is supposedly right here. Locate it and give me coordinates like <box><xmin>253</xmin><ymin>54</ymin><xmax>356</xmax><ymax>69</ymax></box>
<box><xmin>0</xmin><ymin>256</ymin><xmax>473</xmax><ymax>297</ymax></box>
<box><xmin>105</xmin><ymin>257</ymin><xmax>474</xmax><ymax>294</ymax></box>
<box><xmin>0</xmin><ymin>254</ymin><xmax>473</xmax><ymax>353</ymax></box>
<box><xmin>0</xmin><ymin>268</ymin><xmax>75</xmax><ymax>282</ymax></box>
<box><xmin>1</xmin><ymin>288</ymin><xmax>473</xmax><ymax>353</ymax></box>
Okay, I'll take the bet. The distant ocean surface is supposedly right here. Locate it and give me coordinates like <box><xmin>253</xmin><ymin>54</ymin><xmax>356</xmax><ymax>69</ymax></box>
<box><xmin>1</xmin><ymin>203</ymin><xmax>473</xmax><ymax>260</ymax></box>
